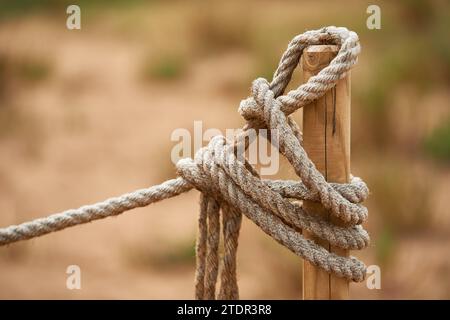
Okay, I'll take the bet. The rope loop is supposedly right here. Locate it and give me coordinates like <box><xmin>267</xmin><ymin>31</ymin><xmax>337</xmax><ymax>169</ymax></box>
<box><xmin>0</xmin><ymin>26</ymin><xmax>369</xmax><ymax>300</ymax></box>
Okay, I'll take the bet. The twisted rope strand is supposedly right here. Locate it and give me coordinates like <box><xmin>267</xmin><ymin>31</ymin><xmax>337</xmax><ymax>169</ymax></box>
<box><xmin>176</xmin><ymin>143</ymin><xmax>367</xmax><ymax>282</ymax></box>
<box><xmin>0</xmin><ymin>26</ymin><xmax>369</xmax><ymax>299</ymax></box>
<box><xmin>203</xmin><ymin>196</ymin><xmax>221</xmax><ymax>299</ymax></box>
<box><xmin>194</xmin><ymin>194</ymin><xmax>208</xmax><ymax>299</ymax></box>
<box><xmin>0</xmin><ymin>177</ymin><xmax>191</xmax><ymax>246</ymax></box>
<box><xmin>218</xmin><ymin>204</ymin><xmax>242</xmax><ymax>300</ymax></box>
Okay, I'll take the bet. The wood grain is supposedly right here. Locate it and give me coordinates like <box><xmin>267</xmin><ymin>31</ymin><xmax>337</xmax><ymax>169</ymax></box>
<box><xmin>301</xmin><ymin>45</ymin><xmax>351</xmax><ymax>300</ymax></box>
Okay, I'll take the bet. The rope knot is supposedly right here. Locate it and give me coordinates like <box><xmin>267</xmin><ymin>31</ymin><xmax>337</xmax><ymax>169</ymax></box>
<box><xmin>239</xmin><ymin>77</ymin><xmax>277</xmax><ymax>126</ymax></box>
<box><xmin>0</xmin><ymin>26</ymin><xmax>370</xmax><ymax>299</ymax></box>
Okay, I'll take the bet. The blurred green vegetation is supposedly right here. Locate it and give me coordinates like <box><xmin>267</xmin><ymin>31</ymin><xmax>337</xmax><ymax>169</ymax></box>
<box><xmin>424</xmin><ymin>119</ymin><xmax>450</xmax><ymax>163</ymax></box>
<box><xmin>142</xmin><ymin>54</ymin><xmax>187</xmax><ymax>81</ymax></box>
<box><xmin>0</xmin><ymin>56</ymin><xmax>7</xmax><ymax>100</ymax></box>
<box><xmin>0</xmin><ymin>53</ymin><xmax>51</xmax><ymax>99</ymax></box>
<box><xmin>357</xmin><ymin>0</ymin><xmax>450</xmax><ymax>152</ymax></box>
<box><xmin>368</xmin><ymin>159</ymin><xmax>432</xmax><ymax>235</ymax></box>
<box><xmin>375</xmin><ymin>227</ymin><xmax>395</xmax><ymax>266</ymax></box>
<box><xmin>0</xmin><ymin>0</ymin><xmax>147</xmax><ymax>20</ymax></box>
<box><xmin>189</xmin><ymin>2</ymin><xmax>253</xmax><ymax>54</ymax></box>
<box><xmin>16</xmin><ymin>58</ymin><xmax>51</xmax><ymax>83</ymax></box>
<box><xmin>0</xmin><ymin>52</ymin><xmax>48</xmax><ymax>157</ymax></box>
<box><xmin>0</xmin><ymin>0</ymin><xmax>64</xmax><ymax>19</ymax></box>
<box><xmin>125</xmin><ymin>239</ymin><xmax>195</xmax><ymax>270</ymax></box>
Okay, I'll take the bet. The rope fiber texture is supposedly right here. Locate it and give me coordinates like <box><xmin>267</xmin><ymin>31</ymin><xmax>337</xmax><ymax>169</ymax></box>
<box><xmin>0</xmin><ymin>26</ymin><xmax>369</xmax><ymax>300</ymax></box>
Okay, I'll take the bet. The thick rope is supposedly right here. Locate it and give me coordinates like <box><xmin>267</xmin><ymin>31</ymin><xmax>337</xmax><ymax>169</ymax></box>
<box><xmin>0</xmin><ymin>26</ymin><xmax>369</xmax><ymax>300</ymax></box>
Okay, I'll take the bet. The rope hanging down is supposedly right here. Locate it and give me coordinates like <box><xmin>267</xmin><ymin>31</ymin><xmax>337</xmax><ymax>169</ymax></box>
<box><xmin>0</xmin><ymin>26</ymin><xmax>369</xmax><ymax>300</ymax></box>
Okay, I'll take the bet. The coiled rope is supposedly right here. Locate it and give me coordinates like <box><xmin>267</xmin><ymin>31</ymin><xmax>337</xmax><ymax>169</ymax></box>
<box><xmin>0</xmin><ymin>26</ymin><xmax>369</xmax><ymax>300</ymax></box>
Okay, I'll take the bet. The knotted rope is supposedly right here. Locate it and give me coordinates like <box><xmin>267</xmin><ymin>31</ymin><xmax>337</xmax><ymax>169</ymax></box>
<box><xmin>0</xmin><ymin>26</ymin><xmax>369</xmax><ymax>300</ymax></box>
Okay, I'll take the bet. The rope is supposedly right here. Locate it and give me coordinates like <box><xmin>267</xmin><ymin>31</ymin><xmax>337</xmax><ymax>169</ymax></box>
<box><xmin>0</xmin><ymin>26</ymin><xmax>369</xmax><ymax>300</ymax></box>
<box><xmin>0</xmin><ymin>178</ymin><xmax>192</xmax><ymax>246</ymax></box>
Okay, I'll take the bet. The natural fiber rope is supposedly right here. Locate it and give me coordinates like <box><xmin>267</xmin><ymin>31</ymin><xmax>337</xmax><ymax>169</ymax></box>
<box><xmin>0</xmin><ymin>26</ymin><xmax>369</xmax><ymax>300</ymax></box>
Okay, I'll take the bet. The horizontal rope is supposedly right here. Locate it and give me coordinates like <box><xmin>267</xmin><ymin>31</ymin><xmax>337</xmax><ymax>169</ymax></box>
<box><xmin>0</xmin><ymin>26</ymin><xmax>369</xmax><ymax>299</ymax></box>
<box><xmin>0</xmin><ymin>178</ymin><xmax>191</xmax><ymax>246</ymax></box>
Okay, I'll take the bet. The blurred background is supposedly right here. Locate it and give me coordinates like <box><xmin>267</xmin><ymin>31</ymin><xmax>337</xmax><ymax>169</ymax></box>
<box><xmin>0</xmin><ymin>0</ymin><xmax>449</xmax><ymax>299</ymax></box>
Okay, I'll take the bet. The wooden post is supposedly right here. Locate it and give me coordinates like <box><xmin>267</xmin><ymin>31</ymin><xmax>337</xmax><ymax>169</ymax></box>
<box><xmin>301</xmin><ymin>45</ymin><xmax>351</xmax><ymax>300</ymax></box>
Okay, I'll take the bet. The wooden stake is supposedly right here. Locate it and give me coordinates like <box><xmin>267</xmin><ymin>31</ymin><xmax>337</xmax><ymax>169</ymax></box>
<box><xmin>301</xmin><ymin>45</ymin><xmax>351</xmax><ymax>300</ymax></box>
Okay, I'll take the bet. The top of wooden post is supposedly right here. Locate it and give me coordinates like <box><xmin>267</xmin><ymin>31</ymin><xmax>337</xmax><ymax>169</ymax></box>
<box><xmin>302</xmin><ymin>45</ymin><xmax>339</xmax><ymax>73</ymax></box>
